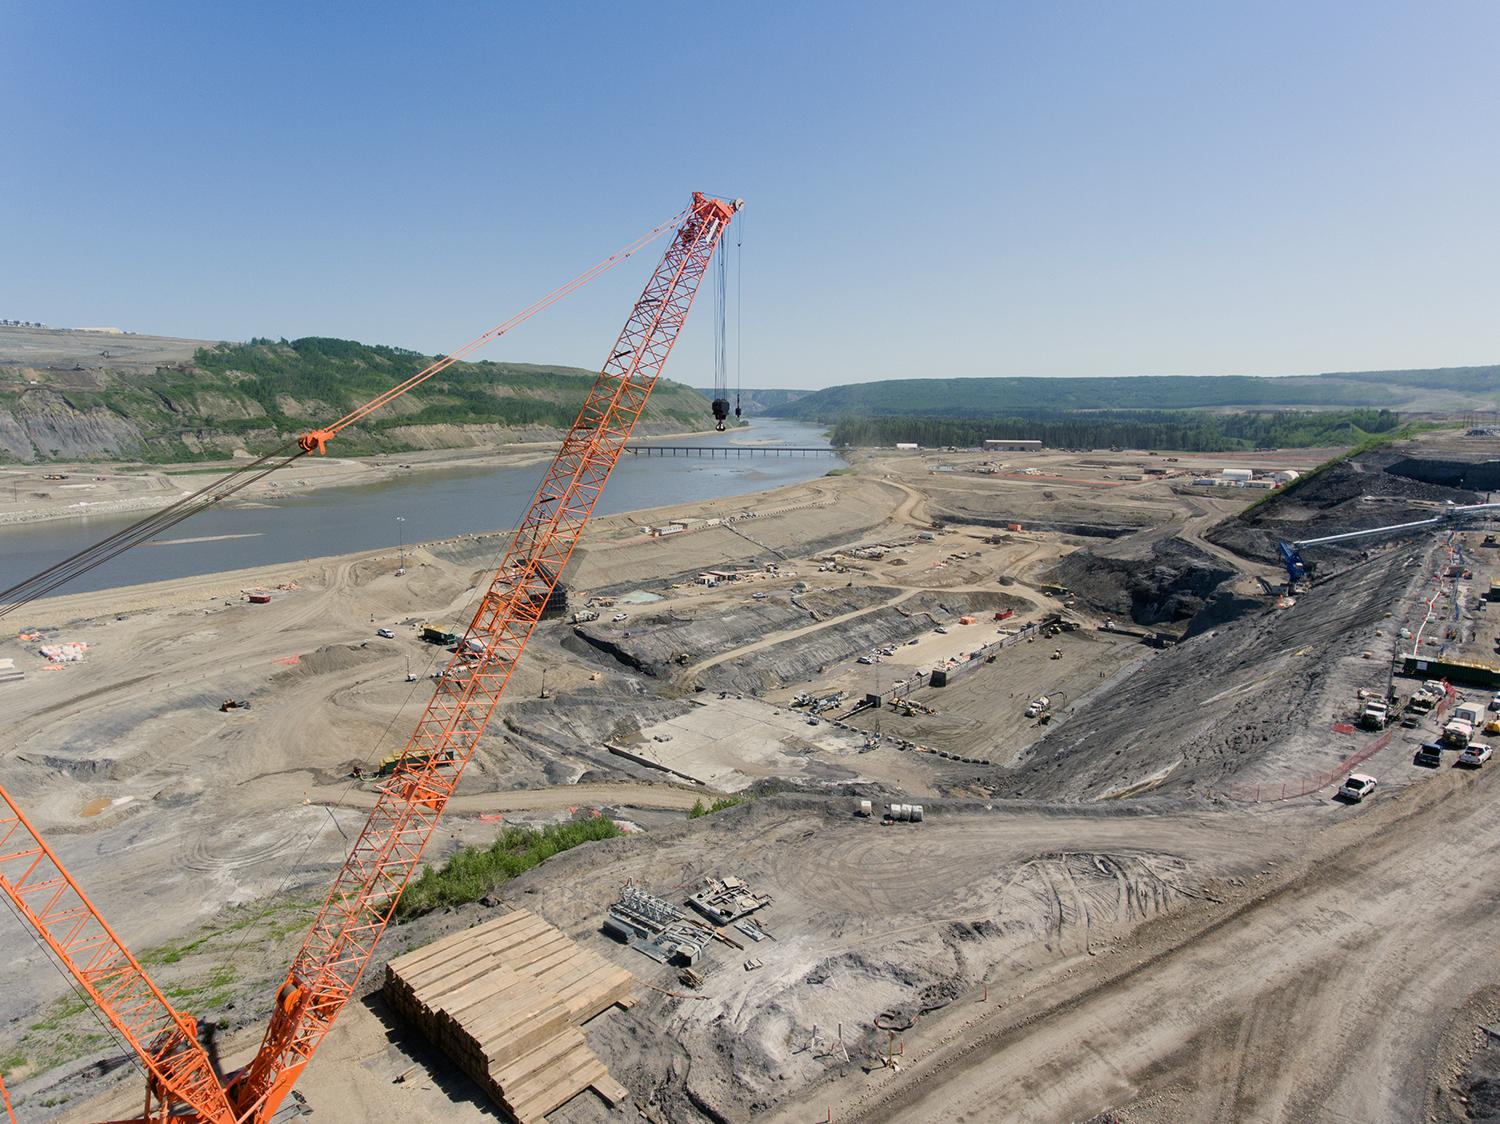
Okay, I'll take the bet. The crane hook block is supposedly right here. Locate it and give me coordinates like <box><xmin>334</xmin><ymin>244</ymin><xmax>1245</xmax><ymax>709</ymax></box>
<box><xmin>298</xmin><ymin>429</ymin><xmax>335</xmax><ymax>455</ymax></box>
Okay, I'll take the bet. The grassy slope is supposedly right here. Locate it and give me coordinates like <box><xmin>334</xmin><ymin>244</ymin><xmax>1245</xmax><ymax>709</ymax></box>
<box><xmin>0</xmin><ymin>336</ymin><xmax>712</xmax><ymax>463</ymax></box>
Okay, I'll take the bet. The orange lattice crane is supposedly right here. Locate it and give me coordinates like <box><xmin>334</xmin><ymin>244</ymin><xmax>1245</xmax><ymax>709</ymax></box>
<box><xmin>0</xmin><ymin>191</ymin><xmax>741</xmax><ymax>1123</ymax></box>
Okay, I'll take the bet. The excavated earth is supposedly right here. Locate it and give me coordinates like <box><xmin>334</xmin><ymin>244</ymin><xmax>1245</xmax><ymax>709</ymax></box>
<box><xmin>574</xmin><ymin>587</ymin><xmax>1027</xmax><ymax>694</ymax></box>
<box><xmin>1207</xmin><ymin>442</ymin><xmax>1484</xmax><ymax>565</ymax></box>
<box><xmin>15</xmin><ymin>433</ymin><xmax>1500</xmax><ymax>1124</ymax></box>
<box><xmin>1044</xmin><ymin>537</ymin><xmax>1235</xmax><ymax>630</ymax></box>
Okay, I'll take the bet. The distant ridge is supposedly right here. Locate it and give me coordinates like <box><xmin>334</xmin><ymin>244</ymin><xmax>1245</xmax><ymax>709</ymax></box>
<box><xmin>765</xmin><ymin>366</ymin><xmax>1500</xmax><ymax>419</ymax></box>
<box><xmin>691</xmin><ymin>387</ymin><xmax>808</xmax><ymax>416</ymax></box>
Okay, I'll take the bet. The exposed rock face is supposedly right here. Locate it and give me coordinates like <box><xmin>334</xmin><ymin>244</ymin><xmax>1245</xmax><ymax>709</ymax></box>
<box><xmin>1384</xmin><ymin>456</ymin><xmax>1500</xmax><ymax>492</ymax></box>
<box><xmin>1</xmin><ymin>393</ymin><xmax>147</xmax><ymax>461</ymax></box>
<box><xmin>1046</xmin><ymin>539</ymin><xmax>1235</xmax><ymax>628</ymax></box>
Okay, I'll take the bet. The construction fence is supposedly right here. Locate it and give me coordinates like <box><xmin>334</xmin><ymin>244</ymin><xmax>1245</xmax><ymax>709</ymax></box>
<box><xmin>1223</xmin><ymin>687</ymin><xmax>1455</xmax><ymax>803</ymax></box>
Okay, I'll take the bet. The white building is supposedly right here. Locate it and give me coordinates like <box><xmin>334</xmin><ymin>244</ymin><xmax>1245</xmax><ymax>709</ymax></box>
<box><xmin>1220</xmin><ymin>468</ymin><xmax>1254</xmax><ymax>481</ymax></box>
<box><xmin>895</xmin><ymin>442</ymin><xmax>920</xmax><ymax>451</ymax></box>
<box><xmin>1269</xmin><ymin>470</ymin><xmax>1300</xmax><ymax>484</ymax></box>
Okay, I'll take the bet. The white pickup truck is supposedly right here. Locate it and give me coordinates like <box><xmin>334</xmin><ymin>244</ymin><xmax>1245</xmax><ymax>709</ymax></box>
<box><xmin>1338</xmin><ymin>774</ymin><xmax>1378</xmax><ymax>802</ymax></box>
<box><xmin>1459</xmin><ymin>742</ymin><xmax>1493</xmax><ymax>767</ymax></box>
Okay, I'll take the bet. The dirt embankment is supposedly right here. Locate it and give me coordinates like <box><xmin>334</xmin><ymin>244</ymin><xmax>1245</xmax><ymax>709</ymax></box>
<box><xmin>1045</xmin><ymin>538</ymin><xmax>1235</xmax><ymax>630</ymax></box>
<box><xmin>574</xmin><ymin>588</ymin><xmax>1026</xmax><ymax>695</ymax></box>
<box><xmin>994</xmin><ymin>545</ymin><xmax>1419</xmax><ymax>801</ymax></box>
<box><xmin>571</xmin><ymin>588</ymin><xmax>899</xmax><ymax>678</ymax></box>
<box><xmin>1207</xmin><ymin>443</ymin><xmax>1483</xmax><ymax>567</ymax></box>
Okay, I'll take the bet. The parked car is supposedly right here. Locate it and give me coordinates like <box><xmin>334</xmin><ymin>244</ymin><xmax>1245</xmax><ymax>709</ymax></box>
<box><xmin>1459</xmin><ymin>742</ymin><xmax>1493</xmax><ymax>767</ymax></box>
<box><xmin>1490</xmin><ymin>693</ymin><xmax>1500</xmax><ymax>711</ymax></box>
<box><xmin>857</xmin><ymin>655</ymin><xmax>874</xmax><ymax>665</ymax></box>
<box><xmin>611</xmin><ymin>612</ymin><xmax>628</xmax><ymax>623</ymax></box>
<box><xmin>376</xmin><ymin>627</ymin><xmax>395</xmax><ymax>639</ymax></box>
<box><xmin>1414</xmin><ymin>741</ymin><xmax>1444</xmax><ymax>767</ymax></box>
<box><xmin>935</xmin><ymin>626</ymin><xmax>949</xmax><ymax>635</ymax></box>
<box><xmin>752</xmin><ymin>591</ymin><xmax>768</xmax><ymax>600</ymax></box>
<box><xmin>1338</xmin><ymin>773</ymin><xmax>1378</xmax><ymax>802</ymax></box>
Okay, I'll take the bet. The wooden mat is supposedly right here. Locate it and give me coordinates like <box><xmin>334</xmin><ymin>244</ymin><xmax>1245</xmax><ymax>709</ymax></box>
<box><xmin>386</xmin><ymin>909</ymin><xmax>635</xmax><ymax>1122</ymax></box>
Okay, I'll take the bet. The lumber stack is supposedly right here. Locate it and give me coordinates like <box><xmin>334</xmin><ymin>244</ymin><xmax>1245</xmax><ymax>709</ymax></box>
<box><xmin>385</xmin><ymin>909</ymin><xmax>635</xmax><ymax>1122</ymax></box>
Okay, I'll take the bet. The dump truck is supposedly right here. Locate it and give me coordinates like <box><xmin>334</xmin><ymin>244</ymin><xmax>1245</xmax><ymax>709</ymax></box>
<box><xmin>420</xmin><ymin>624</ymin><xmax>459</xmax><ymax>646</ymax></box>
<box><xmin>1359</xmin><ymin>700</ymin><xmax>1389</xmax><ymax>730</ymax></box>
<box><xmin>1443</xmin><ymin>718</ymin><xmax>1475</xmax><ymax>748</ymax></box>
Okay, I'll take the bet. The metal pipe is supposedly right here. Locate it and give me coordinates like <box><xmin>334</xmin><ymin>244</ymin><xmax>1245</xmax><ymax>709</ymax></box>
<box><xmin>1293</xmin><ymin>502</ymin><xmax>1500</xmax><ymax>548</ymax></box>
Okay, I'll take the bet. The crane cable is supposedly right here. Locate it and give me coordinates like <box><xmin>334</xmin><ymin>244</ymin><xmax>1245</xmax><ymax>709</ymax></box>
<box><xmin>0</xmin><ymin>208</ymin><xmax>688</xmax><ymax>620</ymax></box>
<box><xmin>711</xmin><ymin>236</ymin><xmax>728</xmax><ymax>423</ymax></box>
<box><xmin>735</xmin><ymin>210</ymin><xmax>743</xmax><ymax>419</ymax></box>
<box><xmin>0</xmin><ymin>443</ymin><xmax>305</xmax><ymax>618</ymax></box>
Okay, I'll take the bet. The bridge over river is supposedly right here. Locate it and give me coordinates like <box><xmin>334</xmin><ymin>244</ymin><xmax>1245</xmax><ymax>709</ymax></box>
<box><xmin>625</xmin><ymin>444</ymin><xmax>839</xmax><ymax>458</ymax></box>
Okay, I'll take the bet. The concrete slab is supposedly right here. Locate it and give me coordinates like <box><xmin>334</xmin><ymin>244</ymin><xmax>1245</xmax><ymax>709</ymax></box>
<box><xmin>608</xmin><ymin>695</ymin><xmax>869</xmax><ymax>791</ymax></box>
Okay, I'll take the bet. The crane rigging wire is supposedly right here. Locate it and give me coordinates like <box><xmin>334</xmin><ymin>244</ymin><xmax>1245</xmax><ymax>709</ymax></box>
<box><xmin>712</xmin><ymin>236</ymin><xmax>729</xmax><ymax>428</ymax></box>
<box><xmin>735</xmin><ymin>210</ymin><xmax>743</xmax><ymax>420</ymax></box>
<box><xmin>0</xmin><ymin>443</ymin><xmax>305</xmax><ymax>618</ymax></box>
<box><xmin>0</xmin><ymin>208</ymin><xmax>688</xmax><ymax>619</ymax></box>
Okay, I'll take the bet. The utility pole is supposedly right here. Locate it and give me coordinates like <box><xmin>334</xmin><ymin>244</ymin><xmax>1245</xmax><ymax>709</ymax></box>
<box><xmin>395</xmin><ymin>515</ymin><xmax>406</xmax><ymax>573</ymax></box>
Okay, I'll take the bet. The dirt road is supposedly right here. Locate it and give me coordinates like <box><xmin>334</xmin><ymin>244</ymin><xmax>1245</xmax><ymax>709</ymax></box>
<box><xmin>309</xmin><ymin>780</ymin><xmax>706</xmax><ymax>814</ymax></box>
<box><xmin>793</xmin><ymin>769</ymin><xmax>1500</xmax><ymax>1123</ymax></box>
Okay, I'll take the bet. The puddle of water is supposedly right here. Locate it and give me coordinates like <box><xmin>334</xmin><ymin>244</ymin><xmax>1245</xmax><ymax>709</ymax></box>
<box><xmin>79</xmin><ymin>795</ymin><xmax>131</xmax><ymax>818</ymax></box>
<box><xmin>618</xmin><ymin>590</ymin><xmax>665</xmax><ymax>604</ymax></box>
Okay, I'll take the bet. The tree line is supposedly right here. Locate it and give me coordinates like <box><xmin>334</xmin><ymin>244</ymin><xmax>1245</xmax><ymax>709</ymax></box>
<box><xmin>827</xmin><ymin>409</ymin><xmax>1404</xmax><ymax>452</ymax></box>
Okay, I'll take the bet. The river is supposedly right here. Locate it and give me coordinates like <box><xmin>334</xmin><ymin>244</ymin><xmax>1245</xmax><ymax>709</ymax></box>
<box><xmin>0</xmin><ymin>419</ymin><xmax>840</xmax><ymax>597</ymax></box>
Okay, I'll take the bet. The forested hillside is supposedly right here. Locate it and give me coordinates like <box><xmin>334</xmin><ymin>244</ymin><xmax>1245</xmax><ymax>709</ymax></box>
<box><xmin>828</xmin><ymin>409</ymin><xmax>1408</xmax><ymax>452</ymax></box>
<box><xmin>691</xmin><ymin>387</ymin><xmax>808</xmax><ymax>415</ymax></box>
<box><xmin>768</xmin><ymin>365</ymin><xmax>1500</xmax><ymax>420</ymax></box>
<box><xmin>0</xmin><ymin>336</ymin><xmax>711</xmax><ymax>463</ymax></box>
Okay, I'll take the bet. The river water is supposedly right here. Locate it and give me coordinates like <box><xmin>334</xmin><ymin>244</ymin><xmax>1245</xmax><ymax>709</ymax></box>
<box><xmin>0</xmin><ymin>419</ymin><xmax>839</xmax><ymax>597</ymax></box>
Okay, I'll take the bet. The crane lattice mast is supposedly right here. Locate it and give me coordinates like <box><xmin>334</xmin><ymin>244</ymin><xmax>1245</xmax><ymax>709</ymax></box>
<box><xmin>0</xmin><ymin>192</ymin><xmax>741</xmax><ymax>1123</ymax></box>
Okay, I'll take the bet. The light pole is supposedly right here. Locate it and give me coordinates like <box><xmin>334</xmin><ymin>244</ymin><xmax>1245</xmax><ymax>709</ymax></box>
<box><xmin>395</xmin><ymin>516</ymin><xmax>406</xmax><ymax>572</ymax></box>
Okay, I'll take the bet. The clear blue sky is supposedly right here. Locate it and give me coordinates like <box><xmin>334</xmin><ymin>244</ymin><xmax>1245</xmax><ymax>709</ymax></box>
<box><xmin>5</xmin><ymin>1</ymin><xmax>1498</xmax><ymax>388</ymax></box>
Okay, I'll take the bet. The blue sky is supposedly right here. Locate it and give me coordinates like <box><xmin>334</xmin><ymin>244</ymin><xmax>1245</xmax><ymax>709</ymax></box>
<box><xmin>4</xmin><ymin>1</ymin><xmax>1498</xmax><ymax>388</ymax></box>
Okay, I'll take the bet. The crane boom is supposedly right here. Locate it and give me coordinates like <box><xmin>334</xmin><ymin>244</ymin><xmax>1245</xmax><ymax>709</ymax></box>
<box><xmin>0</xmin><ymin>786</ymin><xmax>232</xmax><ymax>1121</ymax></box>
<box><xmin>230</xmin><ymin>192</ymin><xmax>741</xmax><ymax>1120</ymax></box>
<box><xmin>0</xmin><ymin>193</ymin><xmax>739</xmax><ymax>1124</ymax></box>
